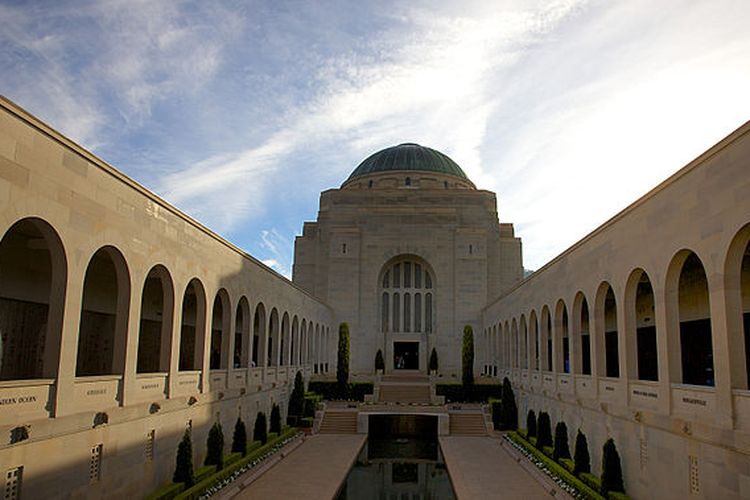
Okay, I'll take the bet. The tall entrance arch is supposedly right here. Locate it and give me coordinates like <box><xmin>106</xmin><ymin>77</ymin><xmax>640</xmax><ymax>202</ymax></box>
<box><xmin>379</xmin><ymin>255</ymin><xmax>434</xmax><ymax>373</ymax></box>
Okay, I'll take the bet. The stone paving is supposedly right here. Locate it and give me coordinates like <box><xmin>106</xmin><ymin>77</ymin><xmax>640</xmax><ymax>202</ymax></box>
<box><xmin>440</xmin><ymin>436</ymin><xmax>564</xmax><ymax>499</ymax></box>
<box><xmin>227</xmin><ymin>434</ymin><xmax>366</xmax><ymax>500</ymax></box>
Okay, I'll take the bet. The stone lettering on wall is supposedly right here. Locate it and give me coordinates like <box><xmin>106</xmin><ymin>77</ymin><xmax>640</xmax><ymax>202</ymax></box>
<box><xmin>682</xmin><ymin>397</ymin><xmax>707</xmax><ymax>406</ymax></box>
<box><xmin>0</xmin><ymin>395</ymin><xmax>37</xmax><ymax>405</ymax></box>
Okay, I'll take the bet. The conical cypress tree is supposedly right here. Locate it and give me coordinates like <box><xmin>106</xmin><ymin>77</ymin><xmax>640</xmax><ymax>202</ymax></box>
<box><xmin>337</xmin><ymin>323</ymin><xmax>350</xmax><ymax>390</ymax></box>
<box><xmin>173</xmin><ymin>429</ymin><xmax>195</xmax><ymax>486</ymax></box>
<box><xmin>288</xmin><ymin>371</ymin><xmax>305</xmax><ymax>421</ymax></box>
<box><xmin>573</xmin><ymin>429</ymin><xmax>591</xmax><ymax>475</ymax></box>
<box><xmin>462</xmin><ymin>325</ymin><xmax>474</xmax><ymax>386</ymax></box>
<box><xmin>500</xmin><ymin>377</ymin><xmax>518</xmax><ymax>430</ymax></box>
<box><xmin>253</xmin><ymin>411</ymin><xmax>267</xmax><ymax>444</ymax></box>
<box><xmin>204</xmin><ymin>422</ymin><xmax>224</xmax><ymax>470</ymax></box>
<box><xmin>375</xmin><ymin>349</ymin><xmax>385</xmax><ymax>371</ymax></box>
<box><xmin>526</xmin><ymin>410</ymin><xmax>537</xmax><ymax>438</ymax></box>
<box><xmin>553</xmin><ymin>421</ymin><xmax>571</xmax><ymax>461</ymax></box>
<box><xmin>601</xmin><ymin>438</ymin><xmax>625</xmax><ymax>495</ymax></box>
<box><xmin>270</xmin><ymin>403</ymin><xmax>281</xmax><ymax>434</ymax></box>
<box><xmin>231</xmin><ymin>416</ymin><xmax>247</xmax><ymax>456</ymax></box>
<box><xmin>536</xmin><ymin>412</ymin><xmax>552</xmax><ymax>450</ymax></box>
<box><xmin>429</xmin><ymin>348</ymin><xmax>438</xmax><ymax>372</ymax></box>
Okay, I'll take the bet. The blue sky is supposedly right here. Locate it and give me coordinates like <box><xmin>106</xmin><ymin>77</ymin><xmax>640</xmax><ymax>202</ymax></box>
<box><xmin>2</xmin><ymin>0</ymin><xmax>749</xmax><ymax>276</ymax></box>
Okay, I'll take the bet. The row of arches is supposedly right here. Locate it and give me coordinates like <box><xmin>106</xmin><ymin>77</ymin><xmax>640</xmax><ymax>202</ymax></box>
<box><xmin>0</xmin><ymin>217</ymin><xmax>332</xmax><ymax>382</ymax></box>
<box><xmin>484</xmin><ymin>225</ymin><xmax>750</xmax><ymax>390</ymax></box>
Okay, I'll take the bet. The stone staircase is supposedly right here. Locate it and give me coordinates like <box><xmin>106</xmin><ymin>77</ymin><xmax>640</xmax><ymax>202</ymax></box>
<box><xmin>378</xmin><ymin>383</ymin><xmax>432</xmax><ymax>404</ymax></box>
<box><xmin>448</xmin><ymin>412</ymin><xmax>488</xmax><ymax>436</ymax></box>
<box><xmin>318</xmin><ymin>410</ymin><xmax>358</xmax><ymax>434</ymax></box>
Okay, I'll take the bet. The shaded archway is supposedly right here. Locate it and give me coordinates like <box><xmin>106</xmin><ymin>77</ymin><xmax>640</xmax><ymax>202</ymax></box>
<box><xmin>555</xmin><ymin>300</ymin><xmax>570</xmax><ymax>374</ymax></box>
<box><xmin>529</xmin><ymin>310</ymin><xmax>539</xmax><ymax>371</ymax></box>
<box><xmin>76</xmin><ymin>246</ymin><xmax>130</xmax><ymax>377</ymax></box>
<box><xmin>291</xmin><ymin>316</ymin><xmax>299</xmax><ymax>365</ymax></box>
<box><xmin>595</xmin><ymin>283</ymin><xmax>620</xmax><ymax>378</ymax></box>
<box><xmin>234</xmin><ymin>296</ymin><xmax>250</xmax><ymax>369</ymax></box>
<box><xmin>511</xmin><ymin>319</ymin><xmax>518</xmax><ymax>368</ymax></box>
<box><xmin>0</xmin><ymin>218</ymin><xmax>67</xmax><ymax>380</ymax></box>
<box><xmin>253</xmin><ymin>303</ymin><xmax>266</xmax><ymax>367</ymax></box>
<box><xmin>541</xmin><ymin>306</ymin><xmax>552</xmax><ymax>371</ymax></box>
<box><xmin>625</xmin><ymin>269</ymin><xmax>658</xmax><ymax>381</ymax></box>
<box><xmin>724</xmin><ymin>224</ymin><xmax>750</xmax><ymax>389</ymax></box>
<box><xmin>520</xmin><ymin>315</ymin><xmax>528</xmax><ymax>369</ymax></box>
<box><xmin>269</xmin><ymin>308</ymin><xmax>280</xmax><ymax>367</ymax></box>
<box><xmin>281</xmin><ymin>312</ymin><xmax>290</xmax><ymax>365</ymax></box>
<box><xmin>137</xmin><ymin>265</ymin><xmax>174</xmax><ymax>374</ymax></box>
<box><xmin>210</xmin><ymin>289</ymin><xmax>230</xmax><ymax>370</ymax></box>
<box><xmin>667</xmin><ymin>251</ymin><xmax>714</xmax><ymax>386</ymax></box>
<box><xmin>179</xmin><ymin>279</ymin><xmax>206</xmax><ymax>371</ymax></box>
<box><xmin>572</xmin><ymin>292</ymin><xmax>591</xmax><ymax>375</ymax></box>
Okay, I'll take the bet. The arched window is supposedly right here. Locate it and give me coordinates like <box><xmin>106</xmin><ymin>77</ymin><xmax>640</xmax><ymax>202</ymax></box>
<box><xmin>381</xmin><ymin>292</ymin><xmax>389</xmax><ymax>332</ymax></box>
<box><xmin>425</xmin><ymin>293</ymin><xmax>433</xmax><ymax>333</ymax></box>
<box><xmin>179</xmin><ymin>279</ymin><xmax>206</xmax><ymax>371</ymax></box>
<box><xmin>235</xmin><ymin>297</ymin><xmax>250</xmax><ymax>369</ymax></box>
<box><xmin>404</xmin><ymin>293</ymin><xmax>411</xmax><ymax>332</ymax></box>
<box><xmin>392</xmin><ymin>293</ymin><xmax>400</xmax><ymax>332</ymax></box>
<box><xmin>0</xmin><ymin>218</ymin><xmax>66</xmax><ymax>381</ymax></box>
<box><xmin>269</xmin><ymin>309</ymin><xmax>280</xmax><ymax>367</ymax></box>
<box><xmin>625</xmin><ymin>270</ymin><xmax>658</xmax><ymax>381</ymax></box>
<box><xmin>380</xmin><ymin>256</ymin><xmax>435</xmax><ymax>334</ymax></box>
<box><xmin>414</xmin><ymin>293</ymin><xmax>422</xmax><ymax>332</ymax></box>
<box><xmin>76</xmin><ymin>246</ymin><xmax>130</xmax><ymax>377</ymax></box>
<box><xmin>210</xmin><ymin>290</ymin><xmax>230</xmax><ymax>370</ymax></box>
<box><xmin>137</xmin><ymin>265</ymin><xmax>174</xmax><ymax>374</ymax></box>
<box><xmin>573</xmin><ymin>293</ymin><xmax>591</xmax><ymax>376</ymax></box>
<box><xmin>596</xmin><ymin>283</ymin><xmax>619</xmax><ymax>378</ymax></box>
<box><xmin>252</xmin><ymin>303</ymin><xmax>266</xmax><ymax>368</ymax></box>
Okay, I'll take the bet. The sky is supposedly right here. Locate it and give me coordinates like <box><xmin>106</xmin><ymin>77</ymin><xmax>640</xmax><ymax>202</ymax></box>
<box><xmin>1</xmin><ymin>0</ymin><xmax>749</xmax><ymax>276</ymax></box>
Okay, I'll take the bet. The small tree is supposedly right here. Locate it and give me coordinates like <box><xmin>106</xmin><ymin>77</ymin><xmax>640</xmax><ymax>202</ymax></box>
<box><xmin>288</xmin><ymin>371</ymin><xmax>305</xmax><ymax>423</ymax></box>
<box><xmin>573</xmin><ymin>429</ymin><xmax>591</xmax><ymax>475</ymax></box>
<box><xmin>601</xmin><ymin>438</ymin><xmax>625</xmax><ymax>496</ymax></box>
<box><xmin>231</xmin><ymin>416</ymin><xmax>247</xmax><ymax>456</ymax></box>
<box><xmin>553</xmin><ymin>421</ymin><xmax>571</xmax><ymax>461</ymax></box>
<box><xmin>462</xmin><ymin>325</ymin><xmax>474</xmax><ymax>386</ymax></box>
<box><xmin>536</xmin><ymin>412</ymin><xmax>552</xmax><ymax>450</ymax></box>
<box><xmin>173</xmin><ymin>429</ymin><xmax>195</xmax><ymax>486</ymax></box>
<box><xmin>253</xmin><ymin>411</ymin><xmax>267</xmax><ymax>444</ymax></box>
<box><xmin>375</xmin><ymin>349</ymin><xmax>385</xmax><ymax>371</ymax></box>
<box><xmin>337</xmin><ymin>323</ymin><xmax>350</xmax><ymax>390</ymax></box>
<box><xmin>429</xmin><ymin>348</ymin><xmax>438</xmax><ymax>373</ymax></box>
<box><xmin>204</xmin><ymin>422</ymin><xmax>224</xmax><ymax>470</ymax></box>
<box><xmin>500</xmin><ymin>377</ymin><xmax>518</xmax><ymax>430</ymax></box>
<box><xmin>526</xmin><ymin>410</ymin><xmax>537</xmax><ymax>438</ymax></box>
<box><xmin>270</xmin><ymin>403</ymin><xmax>281</xmax><ymax>434</ymax></box>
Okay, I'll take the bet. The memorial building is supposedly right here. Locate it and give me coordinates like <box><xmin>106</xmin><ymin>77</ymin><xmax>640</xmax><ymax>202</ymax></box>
<box><xmin>0</xmin><ymin>95</ymin><xmax>748</xmax><ymax>498</ymax></box>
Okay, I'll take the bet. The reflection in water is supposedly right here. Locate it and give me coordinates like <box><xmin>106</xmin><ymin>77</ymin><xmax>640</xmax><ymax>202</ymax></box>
<box><xmin>337</xmin><ymin>438</ymin><xmax>455</xmax><ymax>500</ymax></box>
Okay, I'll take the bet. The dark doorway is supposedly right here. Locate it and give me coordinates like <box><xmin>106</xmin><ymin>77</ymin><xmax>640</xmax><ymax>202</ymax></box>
<box><xmin>394</xmin><ymin>342</ymin><xmax>419</xmax><ymax>370</ymax></box>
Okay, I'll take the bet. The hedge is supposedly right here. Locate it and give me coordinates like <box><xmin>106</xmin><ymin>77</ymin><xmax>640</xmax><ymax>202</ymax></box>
<box><xmin>507</xmin><ymin>431</ymin><xmax>604</xmax><ymax>500</ymax></box>
<box><xmin>488</xmin><ymin>397</ymin><xmax>502</xmax><ymax>429</ymax></box>
<box><xmin>174</xmin><ymin>427</ymin><xmax>298</xmax><ymax>500</ymax></box>
<box><xmin>435</xmin><ymin>383</ymin><xmax>502</xmax><ymax>402</ymax></box>
<box><xmin>303</xmin><ymin>392</ymin><xmax>322</xmax><ymax>417</ymax></box>
<box><xmin>307</xmin><ymin>381</ymin><xmax>373</xmax><ymax>401</ymax></box>
<box><xmin>299</xmin><ymin>417</ymin><xmax>313</xmax><ymax>428</ymax></box>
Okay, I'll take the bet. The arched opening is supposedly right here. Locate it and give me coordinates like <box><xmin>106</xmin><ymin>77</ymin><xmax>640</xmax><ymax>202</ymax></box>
<box><xmin>234</xmin><ymin>297</ymin><xmax>250</xmax><ymax>369</ymax></box>
<box><xmin>723</xmin><ymin>225</ymin><xmax>750</xmax><ymax>390</ymax></box>
<box><xmin>511</xmin><ymin>319</ymin><xmax>518</xmax><ymax>368</ymax></box>
<box><xmin>179</xmin><ymin>279</ymin><xmax>206</xmax><ymax>371</ymax></box>
<box><xmin>381</xmin><ymin>292</ymin><xmax>389</xmax><ymax>332</ymax></box>
<box><xmin>210</xmin><ymin>289</ymin><xmax>230</xmax><ymax>370</ymax></box>
<box><xmin>313</xmin><ymin>324</ymin><xmax>320</xmax><ymax>373</ymax></box>
<box><xmin>573</xmin><ymin>293</ymin><xmax>591</xmax><ymax>375</ymax></box>
<box><xmin>252</xmin><ymin>303</ymin><xmax>266</xmax><ymax>368</ymax></box>
<box><xmin>529</xmin><ymin>311</ymin><xmax>539</xmax><ymax>370</ymax></box>
<box><xmin>541</xmin><ymin>306</ymin><xmax>552</xmax><ymax>371</ymax></box>
<box><xmin>0</xmin><ymin>218</ymin><xmax>66</xmax><ymax>380</ymax></box>
<box><xmin>625</xmin><ymin>269</ymin><xmax>658</xmax><ymax>381</ymax></box>
<box><xmin>269</xmin><ymin>308</ymin><xmax>280</xmax><ymax>367</ymax></box>
<box><xmin>76</xmin><ymin>246</ymin><xmax>130</xmax><ymax>377</ymax></box>
<box><xmin>137</xmin><ymin>265</ymin><xmax>174</xmax><ymax>374</ymax></box>
<box><xmin>520</xmin><ymin>315</ymin><xmax>528</xmax><ymax>369</ymax></box>
<box><xmin>281</xmin><ymin>312</ymin><xmax>290</xmax><ymax>365</ymax></box>
<box><xmin>555</xmin><ymin>300</ymin><xmax>570</xmax><ymax>374</ymax></box>
<box><xmin>669</xmin><ymin>251</ymin><xmax>714</xmax><ymax>386</ymax></box>
<box><xmin>595</xmin><ymin>283</ymin><xmax>620</xmax><ymax>378</ymax></box>
<box><xmin>291</xmin><ymin>316</ymin><xmax>299</xmax><ymax>366</ymax></box>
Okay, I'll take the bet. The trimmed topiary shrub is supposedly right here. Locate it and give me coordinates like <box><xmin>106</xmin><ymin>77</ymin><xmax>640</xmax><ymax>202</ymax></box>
<box><xmin>462</xmin><ymin>325</ymin><xmax>474</xmax><ymax>386</ymax></box>
<box><xmin>288</xmin><ymin>371</ymin><xmax>305</xmax><ymax>423</ymax></box>
<box><xmin>500</xmin><ymin>377</ymin><xmax>518</xmax><ymax>430</ymax></box>
<box><xmin>526</xmin><ymin>410</ymin><xmax>537</xmax><ymax>438</ymax></box>
<box><xmin>536</xmin><ymin>412</ymin><xmax>552</xmax><ymax>450</ymax></box>
<box><xmin>429</xmin><ymin>348</ymin><xmax>438</xmax><ymax>372</ymax></box>
<box><xmin>337</xmin><ymin>323</ymin><xmax>350</xmax><ymax>389</ymax></box>
<box><xmin>601</xmin><ymin>438</ymin><xmax>625</xmax><ymax>496</ymax></box>
<box><xmin>253</xmin><ymin>412</ymin><xmax>267</xmax><ymax>444</ymax></box>
<box><xmin>435</xmin><ymin>384</ymin><xmax>502</xmax><ymax>403</ymax></box>
<box><xmin>204</xmin><ymin>422</ymin><xmax>224</xmax><ymax>471</ymax></box>
<box><xmin>375</xmin><ymin>349</ymin><xmax>385</xmax><ymax>371</ymax></box>
<box><xmin>299</xmin><ymin>417</ymin><xmax>313</xmax><ymax>428</ymax></box>
<box><xmin>574</xmin><ymin>429</ymin><xmax>591</xmax><ymax>475</ymax></box>
<box><xmin>553</xmin><ymin>421</ymin><xmax>571</xmax><ymax>461</ymax></box>
<box><xmin>231</xmin><ymin>417</ymin><xmax>247</xmax><ymax>456</ymax></box>
<box><xmin>303</xmin><ymin>392</ymin><xmax>321</xmax><ymax>417</ymax></box>
<box><xmin>173</xmin><ymin>428</ymin><xmax>195</xmax><ymax>487</ymax></box>
<box><xmin>488</xmin><ymin>397</ymin><xmax>502</xmax><ymax>429</ymax></box>
<box><xmin>270</xmin><ymin>404</ymin><xmax>281</xmax><ymax>434</ymax></box>
<box><xmin>307</xmin><ymin>381</ymin><xmax>374</xmax><ymax>401</ymax></box>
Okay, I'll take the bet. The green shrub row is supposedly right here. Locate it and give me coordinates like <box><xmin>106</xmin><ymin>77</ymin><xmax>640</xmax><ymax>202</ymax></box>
<box><xmin>435</xmin><ymin>383</ymin><xmax>502</xmax><ymax>402</ymax></box>
<box><xmin>307</xmin><ymin>381</ymin><xmax>373</xmax><ymax>401</ymax></box>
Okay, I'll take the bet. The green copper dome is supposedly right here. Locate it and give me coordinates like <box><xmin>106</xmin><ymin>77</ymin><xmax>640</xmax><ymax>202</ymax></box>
<box><xmin>344</xmin><ymin>143</ymin><xmax>470</xmax><ymax>184</ymax></box>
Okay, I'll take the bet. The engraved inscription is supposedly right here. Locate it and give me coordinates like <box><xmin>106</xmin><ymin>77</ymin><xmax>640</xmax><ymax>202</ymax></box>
<box><xmin>632</xmin><ymin>389</ymin><xmax>658</xmax><ymax>398</ymax></box>
<box><xmin>682</xmin><ymin>397</ymin><xmax>707</xmax><ymax>406</ymax></box>
<box><xmin>0</xmin><ymin>396</ymin><xmax>38</xmax><ymax>405</ymax></box>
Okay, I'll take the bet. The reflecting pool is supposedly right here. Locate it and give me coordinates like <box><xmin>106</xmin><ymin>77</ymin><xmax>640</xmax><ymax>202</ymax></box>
<box><xmin>336</xmin><ymin>436</ymin><xmax>456</xmax><ymax>500</ymax></box>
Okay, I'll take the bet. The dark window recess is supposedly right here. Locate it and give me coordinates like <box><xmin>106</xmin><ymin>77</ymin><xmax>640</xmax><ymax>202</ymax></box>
<box><xmin>605</xmin><ymin>331</ymin><xmax>619</xmax><ymax>378</ymax></box>
<box><xmin>637</xmin><ymin>326</ymin><xmax>658</xmax><ymax>381</ymax></box>
<box><xmin>680</xmin><ymin>318</ymin><xmax>714</xmax><ymax>386</ymax></box>
<box><xmin>405</xmin><ymin>177</ymin><xmax>411</xmax><ymax>186</ymax></box>
<box><xmin>562</xmin><ymin>337</ymin><xmax>570</xmax><ymax>373</ymax></box>
<box><xmin>581</xmin><ymin>334</ymin><xmax>591</xmax><ymax>375</ymax></box>
<box><xmin>745</xmin><ymin>312</ymin><xmax>750</xmax><ymax>388</ymax></box>
<box><xmin>342</xmin><ymin>243</ymin><xmax>347</xmax><ymax>254</ymax></box>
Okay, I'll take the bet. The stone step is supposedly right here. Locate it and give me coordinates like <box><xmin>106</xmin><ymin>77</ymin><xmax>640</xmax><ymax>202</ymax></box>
<box><xmin>319</xmin><ymin>411</ymin><xmax>358</xmax><ymax>434</ymax></box>
<box><xmin>378</xmin><ymin>384</ymin><xmax>432</xmax><ymax>404</ymax></box>
<box><xmin>449</xmin><ymin>413</ymin><xmax>488</xmax><ymax>436</ymax></box>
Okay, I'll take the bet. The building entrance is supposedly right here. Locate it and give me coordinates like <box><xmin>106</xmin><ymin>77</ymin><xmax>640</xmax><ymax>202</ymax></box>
<box><xmin>394</xmin><ymin>341</ymin><xmax>419</xmax><ymax>370</ymax></box>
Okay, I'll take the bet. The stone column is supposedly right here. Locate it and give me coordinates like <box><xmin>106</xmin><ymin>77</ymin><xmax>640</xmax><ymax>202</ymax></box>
<box><xmin>54</xmin><ymin>263</ymin><xmax>85</xmax><ymax>417</ymax></box>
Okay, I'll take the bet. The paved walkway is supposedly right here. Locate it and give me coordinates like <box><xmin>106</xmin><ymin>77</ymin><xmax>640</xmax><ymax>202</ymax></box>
<box><xmin>229</xmin><ymin>434</ymin><xmax>366</xmax><ymax>500</ymax></box>
<box><xmin>440</xmin><ymin>436</ymin><xmax>559</xmax><ymax>499</ymax></box>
